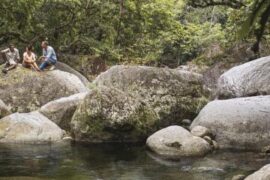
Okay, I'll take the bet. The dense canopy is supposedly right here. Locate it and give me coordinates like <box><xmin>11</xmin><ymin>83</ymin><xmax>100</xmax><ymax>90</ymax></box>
<box><xmin>0</xmin><ymin>0</ymin><xmax>269</xmax><ymax>67</ymax></box>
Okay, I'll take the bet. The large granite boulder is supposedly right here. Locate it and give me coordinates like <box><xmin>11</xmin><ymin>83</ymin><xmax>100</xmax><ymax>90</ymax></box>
<box><xmin>146</xmin><ymin>126</ymin><xmax>211</xmax><ymax>158</ymax></box>
<box><xmin>0</xmin><ymin>66</ymin><xmax>88</xmax><ymax>113</ymax></box>
<box><xmin>245</xmin><ymin>164</ymin><xmax>270</xmax><ymax>180</ymax></box>
<box><xmin>191</xmin><ymin>96</ymin><xmax>270</xmax><ymax>150</ymax></box>
<box><xmin>71</xmin><ymin>86</ymin><xmax>158</xmax><ymax>142</ymax></box>
<box><xmin>0</xmin><ymin>111</ymin><xmax>64</xmax><ymax>143</ymax></box>
<box><xmin>217</xmin><ymin>56</ymin><xmax>270</xmax><ymax>99</ymax></box>
<box><xmin>71</xmin><ymin>65</ymin><xmax>210</xmax><ymax>142</ymax></box>
<box><xmin>94</xmin><ymin>65</ymin><xmax>209</xmax><ymax>124</ymax></box>
<box><xmin>39</xmin><ymin>92</ymin><xmax>87</xmax><ymax>131</ymax></box>
<box><xmin>0</xmin><ymin>99</ymin><xmax>11</xmax><ymax>118</ymax></box>
<box><xmin>55</xmin><ymin>61</ymin><xmax>89</xmax><ymax>85</ymax></box>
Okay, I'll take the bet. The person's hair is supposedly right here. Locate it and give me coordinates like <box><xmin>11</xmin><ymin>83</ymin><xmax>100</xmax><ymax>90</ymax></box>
<box><xmin>27</xmin><ymin>45</ymin><xmax>33</xmax><ymax>51</ymax></box>
<box><xmin>9</xmin><ymin>43</ymin><xmax>14</xmax><ymax>48</ymax></box>
<box><xmin>42</xmin><ymin>41</ymin><xmax>49</xmax><ymax>46</ymax></box>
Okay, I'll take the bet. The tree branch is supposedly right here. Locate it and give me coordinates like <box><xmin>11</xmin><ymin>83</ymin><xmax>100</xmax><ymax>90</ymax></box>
<box><xmin>188</xmin><ymin>0</ymin><xmax>245</xmax><ymax>9</ymax></box>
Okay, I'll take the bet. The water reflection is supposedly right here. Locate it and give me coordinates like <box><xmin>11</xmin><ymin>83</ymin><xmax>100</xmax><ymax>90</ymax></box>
<box><xmin>0</xmin><ymin>143</ymin><xmax>269</xmax><ymax>180</ymax></box>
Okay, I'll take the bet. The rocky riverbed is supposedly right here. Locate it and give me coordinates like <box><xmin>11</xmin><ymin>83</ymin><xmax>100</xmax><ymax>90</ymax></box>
<box><xmin>0</xmin><ymin>55</ymin><xmax>270</xmax><ymax>179</ymax></box>
<box><xmin>0</xmin><ymin>143</ymin><xmax>269</xmax><ymax>180</ymax></box>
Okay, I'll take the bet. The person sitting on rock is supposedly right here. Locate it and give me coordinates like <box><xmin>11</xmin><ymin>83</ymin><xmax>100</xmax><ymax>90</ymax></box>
<box><xmin>22</xmin><ymin>45</ymin><xmax>40</xmax><ymax>72</ymax></box>
<box><xmin>1</xmin><ymin>44</ymin><xmax>20</xmax><ymax>74</ymax></box>
<box><xmin>39</xmin><ymin>41</ymin><xmax>57</xmax><ymax>71</ymax></box>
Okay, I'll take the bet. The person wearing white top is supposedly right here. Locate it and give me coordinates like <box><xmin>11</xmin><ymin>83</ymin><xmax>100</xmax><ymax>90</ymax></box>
<box><xmin>23</xmin><ymin>45</ymin><xmax>40</xmax><ymax>72</ymax></box>
<box><xmin>1</xmin><ymin>44</ymin><xmax>20</xmax><ymax>74</ymax></box>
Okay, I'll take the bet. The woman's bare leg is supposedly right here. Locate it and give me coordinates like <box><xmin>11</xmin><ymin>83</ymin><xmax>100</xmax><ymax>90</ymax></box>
<box><xmin>30</xmin><ymin>63</ymin><xmax>40</xmax><ymax>72</ymax></box>
<box><xmin>33</xmin><ymin>62</ymin><xmax>40</xmax><ymax>71</ymax></box>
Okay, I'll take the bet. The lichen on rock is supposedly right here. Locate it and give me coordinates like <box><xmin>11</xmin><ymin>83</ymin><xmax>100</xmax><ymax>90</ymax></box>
<box><xmin>71</xmin><ymin>65</ymin><xmax>210</xmax><ymax>143</ymax></box>
<box><xmin>71</xmin><ymin>86</ymin><xmax>158</xmax><ymax>142</ymax></box>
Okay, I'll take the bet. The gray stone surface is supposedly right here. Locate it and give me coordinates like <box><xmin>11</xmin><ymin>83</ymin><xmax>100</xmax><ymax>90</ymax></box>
<box><xmin>146</xmin><ymin>126</ymin><xmax>211</xmax><ymax>158</ymax></box>
<box><xmin>55</xmin><ymin>61</ymin><xmax>89</xmax><ymax>85</ymax></box>
<box><xmin>40</xmin><ymin>92</ymin><xmax>87</xmax><ymax>131</ymax></box>
<box><xmin>245</xmin><ymin>164</ymin><xmax>270</xmax><ymax>180</ymax></box>
<box><xmin>217</xmin><ymin>56</ymin><xmax>270</xmax><ymax>99</ymax></box>
<box><xmin>191</xmin><ymin>96</ymin><xmax>270</xmax><ymax>150</ymax></box>
<box><xmin>0</xmin><ymin>111</ymin><xmax>64</xmax><ymax>143</ymax></box>
<box><xmin>191</xmin><ymin>126</ymin><xmax>212</xmax><ymax>138</ymax></box>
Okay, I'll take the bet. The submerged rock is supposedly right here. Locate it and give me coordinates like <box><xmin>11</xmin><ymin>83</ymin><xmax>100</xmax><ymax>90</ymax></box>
<box><xmin>0</xmin><ymin>99</ymin><xmax>11</xmax><ymax>118</ymax></box>
<box><xmin>217</xmin><ymin>56</ymin><xmax>270</xmax><ymax>99</ymax></box>
<box><xmin>245</xmin><ymin>164</ymin><xmax>270</xmax><ymax>180</ymax></box>
<box><xmin>71</xmin><ymin>86</ymin><xmax>158</xmax><ymax>142</ymax></box>
<box><xmin>39</xmin><ymin>92</ymin><xmax>87</xmax><ymax>131</ymax></box>
<box><xmin>0</xmin><ymin>111</ymin><xmax>64</xmax><ymax>143</ymax></box>
<box><xmin>146</xmin><ymin>126</ymin><xmax>211</xmax><ymax>158</ymax></box>
<box><xmin>94</xmin><ymin>65</ymin><xmax>209</xmax><ymax>126</ymax></box>
<box><xmin>0</xmin><ymin>66</ymin><xmax>88</xmax><ymax>113</ymax></box>
<box><xmin>191</xmin><ymin>96</ymin><xmax>270</xmax><ymax>150</ymax></box>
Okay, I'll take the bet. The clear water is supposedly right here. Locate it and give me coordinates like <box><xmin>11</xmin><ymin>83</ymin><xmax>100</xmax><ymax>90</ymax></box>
<box><xmin>0</xmin><ymin>143</ymin><xmax>269</xmax><ymax>180</ymax></box>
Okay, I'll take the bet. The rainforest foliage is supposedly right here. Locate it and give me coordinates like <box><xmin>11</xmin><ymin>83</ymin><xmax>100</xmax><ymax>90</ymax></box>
<box><xmin>0</xmin><ymin>0</ymin><xmax>269</xmax><ymax>67</ymax></box>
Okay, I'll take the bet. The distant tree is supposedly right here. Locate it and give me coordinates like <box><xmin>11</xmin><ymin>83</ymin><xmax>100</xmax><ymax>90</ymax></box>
<box><xmin>188</xmin><ymin>0</ymin><xmax>270</xmax><ymax>54</ymax></box>
<box><xmin>241</xmin><ymin>0</ymin><xmax>270</xmax><ymax>53</ymax></box>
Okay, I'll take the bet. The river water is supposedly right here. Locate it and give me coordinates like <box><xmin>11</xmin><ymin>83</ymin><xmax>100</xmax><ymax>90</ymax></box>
<box><xmin>0</xmin><ymin>143</ymin><xmax>269</xmax><ymax>180</ymax></box>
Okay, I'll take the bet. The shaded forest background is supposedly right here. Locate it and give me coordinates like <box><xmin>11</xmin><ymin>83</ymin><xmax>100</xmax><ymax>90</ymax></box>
<box><xmin>0</xmin><ymin>0</ymin><xmax>269</xmax><ymax>70</ymax></box>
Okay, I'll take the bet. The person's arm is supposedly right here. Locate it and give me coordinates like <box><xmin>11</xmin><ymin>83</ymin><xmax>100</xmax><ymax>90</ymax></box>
<box><xmin>1</xmin><ymin>49</ymin><xmax>9</xmax><ymax>62</ymax></box>
<box><xmin>15</xmin><ymin>49</ymin><xmax>20</xmax><ymax>62</ymax></box>
<box><xmin>44</xmin><ymin>47</ymin><xmax>53</xmax><ymax>61</ymax></box>
<box><xmin>1</xmin><ymin>48</ymin><xmax>9</xmax><ymax>53</ymax></box>
<box><xmin>32</xmin><ymin>53</ymin><xmax>36</xmax><ymax>62</ymax></box>
<box><xmin>23</xmin><ymin>53</ymin><xmax>30</xmax><ymax>63</ymax></box>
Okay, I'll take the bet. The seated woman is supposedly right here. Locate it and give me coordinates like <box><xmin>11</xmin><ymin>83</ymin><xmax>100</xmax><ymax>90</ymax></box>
<box><xmin>23</xmin><ymin>45</ymin><xmax>40</xmax><ymax>71</ymax></box>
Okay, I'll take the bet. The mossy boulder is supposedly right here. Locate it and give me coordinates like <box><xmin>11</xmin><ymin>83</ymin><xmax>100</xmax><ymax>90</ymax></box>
<box><xmin>94</xmin><ymin>65</ymin><xmax>209</xmax><ymax>125</ymax></box>
<box><xmin>71</xmin><ymin>86</ymin><xmax>158</xmax><ymax>142</ymax></box>
<box><xmin>71</xmin><ymin>65</ymin><xmax>209</xmax><ymax>142</ymax></box>
<box><xmin>0</xmin><ymin>66</ymin><xmax>88</xmax><ymax>113</ymax></box>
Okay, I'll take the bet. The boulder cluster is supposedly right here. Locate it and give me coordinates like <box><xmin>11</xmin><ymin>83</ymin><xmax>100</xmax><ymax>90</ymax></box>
<box><xmin>0</xmin><ymin>56</ymin><xmax>269</xmax><ymax>179</ymax></box>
